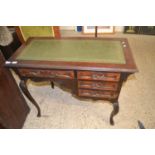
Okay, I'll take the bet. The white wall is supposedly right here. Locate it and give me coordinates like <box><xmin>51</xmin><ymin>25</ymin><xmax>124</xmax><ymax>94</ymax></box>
<box><xmin>60</xmin><ymin>26</ymin><xmax>75</xmax><ymax>30</ymax></box>
<box><xmin>115</xmin><ymin>26</ymin><xmax>124</xmax><ymax>32</ymax></box>
<box><xmin>60</xmin><ymin>26</ymin><xmax>124</xmax><ymax>32</ymax></box>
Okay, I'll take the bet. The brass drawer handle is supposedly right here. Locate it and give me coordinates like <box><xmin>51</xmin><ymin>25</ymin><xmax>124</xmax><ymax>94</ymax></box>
<box><xmin>31</xmin><ymin>71</ymin><xmax>38</xmax><ymax>76</ymax></box>
<box><xmin>79</xmin><ymin>89</ymin><xmax>118</xmax><ymax>99</ymax></box>
<box><xmin>92</xmin><ymin>83</ymin><xmax>113</xmax><ymax>88</ymax></box>
<box><xmin>49</xmin><ymin>73</ymin><xmax>71</xmax><ymax>79</ymax></box>
<box><xmin>83</xmin><ymin>91</ymin><xmax>112</xmax><ymax>98</ymax></box>
<box><xmin>91</xmin><ymin>92</ymin><xmax>110</xmax><ymax>97</ymax></box>
<box><xmin>79</xmin><ymin>82</ymin><xmax>117</xmax><ymax>90</ymax></box>
<box><xmin>30</xmin><ymin>71</ymin><xmax>71</xmax><ymax>78</ymax></box>
<box><xmin>91</xmin><ymin>93</ymin><xmax>101</xmax><ymax>97</ymax></box>
<box><xmin>92</xmin><ymin>74</ymin><xmax>105</xmax><ymax>79</ymax></box>
<box><xmin>92</xmin><ymin>83</ymin><xmax>102</xmax><ymax>88</ymax></box>
<box><xmin>19</xmin><ymin>69</ymin><xmax>74</xmax><ymax>79</ymax></box>
<box><xmin>92</xmin><ymin>83</ymin><xmax>115</xmax><ymax>89</ymax></box>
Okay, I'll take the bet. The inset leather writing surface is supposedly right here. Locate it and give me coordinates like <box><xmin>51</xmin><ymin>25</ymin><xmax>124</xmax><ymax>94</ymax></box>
<box><xmin>16</xmin><ymin>39</ymin><xmax>126</xmax><ymax>64</ymax></box>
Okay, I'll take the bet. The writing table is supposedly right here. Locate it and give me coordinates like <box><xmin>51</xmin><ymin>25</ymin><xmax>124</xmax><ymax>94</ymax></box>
<box><xmin>5</xmin><ymin>37</ymin><xmax>138</xmax><ymax>125</ymax></box>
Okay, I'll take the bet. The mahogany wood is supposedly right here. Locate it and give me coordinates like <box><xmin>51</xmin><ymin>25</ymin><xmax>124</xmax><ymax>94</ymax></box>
<box><xmin>110</xmin><ymin>101</ymin><xmax>119</xmax><ymax>125</ymax></box>
<box><xmin>16</xmin><ymin>26</ymin><xmax>25</xmax><ymax>44</ymax></box>
<box><xmin>18</xmin><ymin>68</ymin><xmax>74</xmax><ymax>79</ymax></box>
<box><xmin>53</xmin><ymin>26</ymin><xmax>61</xmax><ymax>38</ymax></box>
<box><xmin>19</xmin><ymin>79</ymin><xmax>41</xmax><ymax>117</ymax></box>
<box><xmin>78</xmin><ymin>89</ymin><xmax>118</xmax><ymax>99</ymax></box>
<box><xmin>78</xmin><ymin>81</ymin><xmax>118</xmax><ymax>91</ymax></box>
<box><xmin>77</xmin><ymin>71</ymin><xmax>120</xmax><ymax>81</ymax></box>
<box><xmin>5</xmin><ymin>37</ymin><xmax>138</xmax><ymax>125</ymax></box>
<box><xmin>8</xmin><ymin>37</ymin><xmax>137</xmax><ymax>73</ymax></box>
<box><xmin>95</xmin><ymin>26</ymin><xmax>98</xmax><ymax>37</ymax></box>
<box><xmin>0</xmin><ymin>51</ymin><xmax>29</xmax><ymax>128</ymax></box>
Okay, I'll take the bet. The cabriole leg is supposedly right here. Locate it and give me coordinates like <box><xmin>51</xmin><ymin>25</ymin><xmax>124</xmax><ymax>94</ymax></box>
<box><xmin>19</xmin><ymin>79</ymin><xmax>41</xmax><ymax>117</ymax></box>
<box><xmin>110</xmin><ymin>101</ymin><xmax>119</xmax><ymax>125</ymax></box>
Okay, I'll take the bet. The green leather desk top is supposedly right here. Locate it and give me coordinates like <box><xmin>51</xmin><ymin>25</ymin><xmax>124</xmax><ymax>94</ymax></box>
<box><xmin>16</xmin><ymin>39</ymin><xmax>126</xmax><ymax>64</ymax></box>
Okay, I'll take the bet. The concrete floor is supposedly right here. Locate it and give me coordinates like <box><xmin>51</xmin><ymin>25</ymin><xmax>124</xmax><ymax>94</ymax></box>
<box><xmin>15</xmin><ymin>33</ymin><xmax>155</xmax><ymax>128</ymax></box>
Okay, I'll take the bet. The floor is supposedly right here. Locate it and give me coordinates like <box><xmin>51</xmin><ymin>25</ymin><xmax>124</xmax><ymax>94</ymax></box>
<box><xmin>14</xmin><ymin>32</ymin><xmax>155</xmax><ymax>128</ymax></box>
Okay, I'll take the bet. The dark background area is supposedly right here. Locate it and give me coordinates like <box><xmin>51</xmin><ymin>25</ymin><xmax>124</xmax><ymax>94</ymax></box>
<box><xmin>124</xmin><ymin>26</ymin><xmax>155</xmax><ymax>35</ymax></box>
<box><xmin>0</xmin><ymin>27</ymin><xmax>21</xmax><ymax>60</ymax></box>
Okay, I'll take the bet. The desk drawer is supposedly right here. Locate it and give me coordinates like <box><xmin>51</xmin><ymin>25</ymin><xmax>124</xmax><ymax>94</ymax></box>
<box><xmin>18</xmin><ymin>69</ymin><xmax>74</xmax><ymax>79</ymax></box>
<box><xmin>77</xmin><ymin>71</ymin><xmax>120</xmax><ymax>82</ymax></box>
<box><xmin>78</xmin><ymin>89</ymin><xmax>118</xmax><ymax>99</ymax></box>
<box><xmin>78</xmin><ymin>81</ymin><xmax>118</xmax><ymax>91</ymax></box>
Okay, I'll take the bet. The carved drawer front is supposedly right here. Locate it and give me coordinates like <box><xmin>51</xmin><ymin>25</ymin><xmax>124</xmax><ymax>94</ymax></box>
<box><xmin>78</xmin><ymin>81</ymin><xmax>118</xmax><ymax>91</ymax></box>
<box><xmin>18</xmin><ymin>69</ymin><xmax>74</xmax><ymax>79</ymax></box>
<box><xmin>78</xmin><ymin>89</ymin><xmax>118</xmax><ymax>99</ymax></box>
<box><xmin>77</xmin><ymin>71</ymin><xmax>120</xmax><ymax>82</ymax></box>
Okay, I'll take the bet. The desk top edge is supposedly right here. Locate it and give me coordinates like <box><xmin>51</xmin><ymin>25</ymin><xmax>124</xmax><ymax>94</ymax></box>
<box><xmin>6</xmin><ymin>37</ymin><xmax>138</xmax><ymax>73</ymax></box>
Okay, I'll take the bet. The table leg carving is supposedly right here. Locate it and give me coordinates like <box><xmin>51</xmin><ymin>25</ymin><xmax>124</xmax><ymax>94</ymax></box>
<box><xmin>19</xmin><ymin>79</ymin><xmax>41</xmax><ymax>117</ymax></box>
<box><xmin>50</xmin><ymin>81</ymin><xmax>54</xmax><ymax>89</ymax></box>
<box><xmin>110</xmin><ymin>101</ymin><xmax>119</xmax><ymax>125</ymax></box>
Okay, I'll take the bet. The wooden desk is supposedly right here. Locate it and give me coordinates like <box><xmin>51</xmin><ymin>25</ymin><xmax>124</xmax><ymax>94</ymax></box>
<box><xmin>5</xmin><ymin>37</ymin><xmax>138</xmax><ymax>125</ymax></box>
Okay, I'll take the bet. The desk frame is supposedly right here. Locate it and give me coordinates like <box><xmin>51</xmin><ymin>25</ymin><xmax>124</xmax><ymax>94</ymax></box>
<box><xmin>6</xmin><ymin>37</ymin><xmax>138</xmax><ymax>125</ymax></box>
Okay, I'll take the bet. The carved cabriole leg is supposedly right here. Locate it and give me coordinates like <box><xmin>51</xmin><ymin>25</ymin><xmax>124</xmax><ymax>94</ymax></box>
<box><xmin>109</xmin><ymin>73</ymin><xmax>128</xmax><ymax>125</ymax></box>
<box><xmin>110</xmin><ymin>101</ymin><xmax>119</xmax><ymax>125</ymax></box>
<box><xmin>19</xmin><ymin>79</ymin><xmax>41</xmax><ymax>117</ymax></box>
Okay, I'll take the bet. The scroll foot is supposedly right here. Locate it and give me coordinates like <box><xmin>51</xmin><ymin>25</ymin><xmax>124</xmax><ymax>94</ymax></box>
<box><xmin>110</xmin><ymin>101</ymin><xmax>119</xmax><ymax>125</ymax></box>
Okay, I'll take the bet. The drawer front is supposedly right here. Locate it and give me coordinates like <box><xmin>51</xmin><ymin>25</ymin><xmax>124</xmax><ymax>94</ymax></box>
<box><xmin>78</xmin><ymin>81</ymin><xmax>118</xmax><ymax>91</ymax></box>
<box><xmin>18</xmin><ymin>69</ymin><xmax>74</xmax><ymax>79</ymax></box>
<box><xmin>78</xmin><ymin>89</ymin><xmax>118</xmax><ymax>99</ymax></box>
<box><xmin>77</xmin><ymin>71</ymin><xmax>120</xmax><ymax>82</ymax></box>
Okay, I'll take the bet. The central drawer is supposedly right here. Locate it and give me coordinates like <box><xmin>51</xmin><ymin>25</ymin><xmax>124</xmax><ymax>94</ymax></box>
<box><xmin>78</xmin><ymin>81</ymin><xmax>118</xmax><ymax>91</ymax></box>
<box><xmin>18</xmin><ymin>69</ymin><xmax>74</xmax><ymax>79</ymax></box>
<box><xmin>77</xmin><ymin>71</ymin><xmax>120</xmax><ymax>82</ymax></box>
<box><xmin>78</xmin><ymin>89</ymin><xmax>118</xmax><ymax>99</ymax></box>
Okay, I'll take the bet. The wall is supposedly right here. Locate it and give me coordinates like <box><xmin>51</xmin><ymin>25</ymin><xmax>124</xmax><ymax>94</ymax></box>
<box><xmin>60</xmin><ymin>26</ymin><xmax>75</xmax><ymax>30</ymax></box>
<box><xmin>115</xmin><ymin>26</ymin><xmax>124</xmax><ymax>32</ymax></box>
<box><xmin>60</xmin><ymin>26</ymin><xmax>124</xmax><ymax>32</ymax></box>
